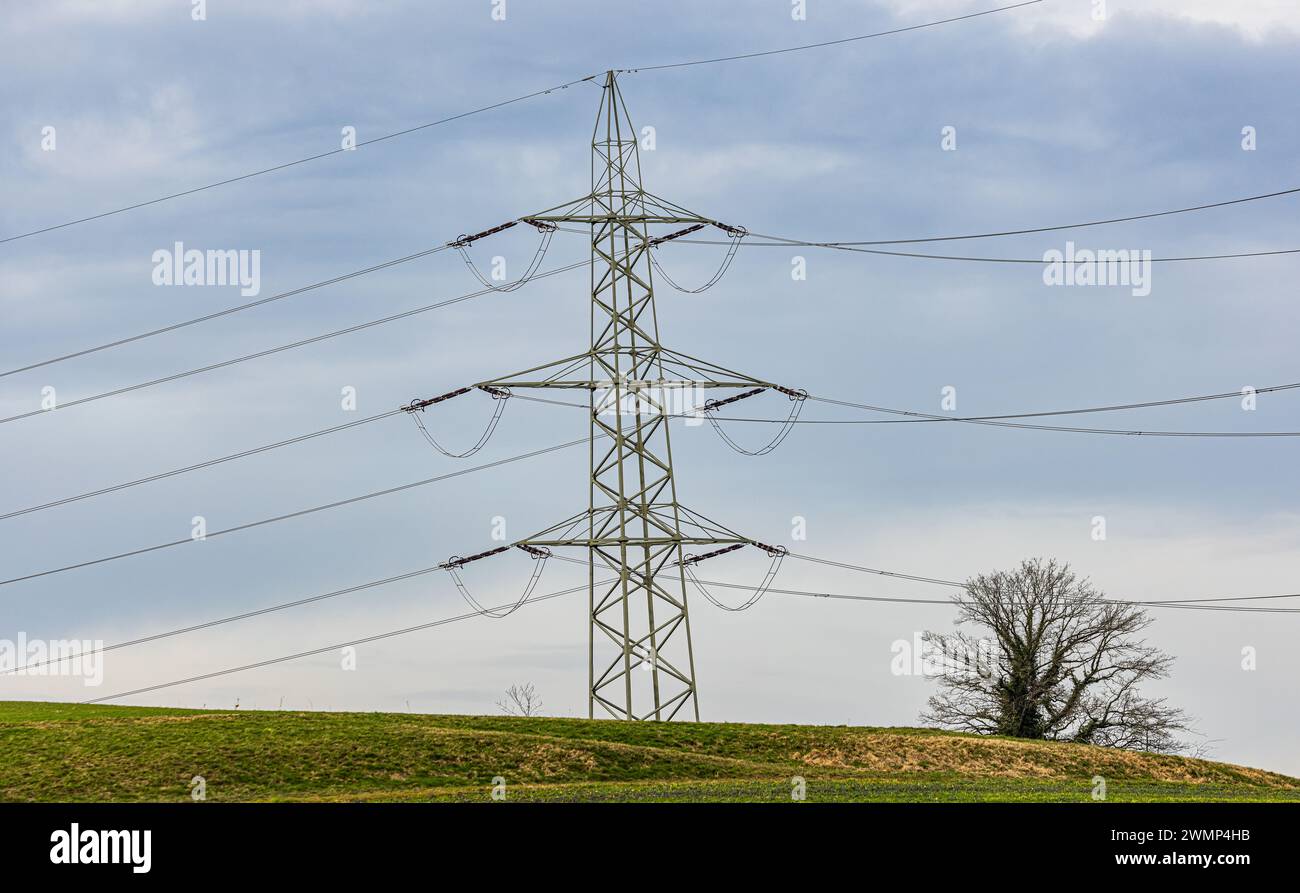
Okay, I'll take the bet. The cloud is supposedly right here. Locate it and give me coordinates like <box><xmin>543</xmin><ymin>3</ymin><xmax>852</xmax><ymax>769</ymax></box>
<box><xmin>3</xmin><ymin>0</ymin><xmax>1299</xmax><ymax>780</ymax></box>
<box><xmin>5</xmin><ymin>504</ymin><xmax>1295</xmax><ymax>770</ymax></box>
<box><xmin>877</xmin><ymin>0</ymin><xmax>1300</xmax><ymax>41</ymax></box>
<box><xmin>2</xmin><ymin>0</ymin><xmax>372</xmax><ymax>32</ymax></box>
<box><xmin>14</xmin><ymin>83</ymin><xmax>206</xmax><ymax>183</ymax></box>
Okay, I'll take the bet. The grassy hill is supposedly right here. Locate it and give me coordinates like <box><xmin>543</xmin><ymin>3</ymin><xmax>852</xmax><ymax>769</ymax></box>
<box><xmin>1</xmin><ymin>700</ymin><xmax>1296</xmax><ymax>803</ymax></box>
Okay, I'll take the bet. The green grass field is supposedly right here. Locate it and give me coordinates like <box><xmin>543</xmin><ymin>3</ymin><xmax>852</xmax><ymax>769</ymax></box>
<box><xmin>2</xmin><ymin>700</ymin><xmax>1296</xmax><ymax>803</ymax></box>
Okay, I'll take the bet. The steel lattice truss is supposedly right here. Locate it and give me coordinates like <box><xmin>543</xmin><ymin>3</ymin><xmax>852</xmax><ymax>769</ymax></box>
<box><xmin>468</xmin><ymin>72</ymin><xmax>777</xmax><ymax>721</ymax></box>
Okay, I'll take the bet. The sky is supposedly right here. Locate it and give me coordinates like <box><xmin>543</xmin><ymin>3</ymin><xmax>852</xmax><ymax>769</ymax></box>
<box><xmin>1</xmin><ymin>1</ymin><xmax>1298</xmax><ymax>777</ymax></box>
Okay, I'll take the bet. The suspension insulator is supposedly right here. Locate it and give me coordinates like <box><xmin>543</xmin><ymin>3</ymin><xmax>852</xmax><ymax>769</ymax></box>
<box><xmin>704</xmin><ymin>387</ymin><xmax>805</xmax><ymax>456</ymax></box>
<box><xmin>704</xmin><ymin>388</ymin><xmax>766</xmax><ymax>413</ymax></box>
<box><xmin>648</xmin><ymin>223</ymin><xmax>706</xmax><ymax>247</ymax></box>
<box><xmin>404</xmin><ymin>387</ymin><xmax>472</xmax><ymax>413</ymax></box>
<box><xmin>651</xmin><ymin>221</ymin><xmax>747</xmax><ymax>293</ymax></box>
<box><xmin>682</xmin><ymin>540</ymin><xmax>788</xmax><ymax>613</ymax></box>
<box><xmin>681</xmin><ymin>543</ymin><xmax>745</xmax><ymax>566</ymax></box>
<box><xmin>449</xmin><ymin>220</ymin><xmax>519</xmax><ymax>249</ymax></box>
<box><xmin>449</xmin><ymin>542</ymin><xmax>551</xmax><ymax>619</ymax></box>
<box><xmin>441</xmin><ymin>545</ymin><xmax>510</xmax><ymax>570</ymax></box>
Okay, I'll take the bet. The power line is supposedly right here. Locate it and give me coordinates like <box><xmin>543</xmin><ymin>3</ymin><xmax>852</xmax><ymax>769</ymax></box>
<box><xmin>804</xmin><ymin>393</ymin><xmax>1300</xmax><ymax>437</ymax></box>
<box><xmin>813</xmin><ymin>382</ymin><xmax>1300</xmax><ymax>423</ymax></box>
<box><xmin>0</xmin><ymin>437</ymin><xmax>588</xmax><ymax>589</ymax></box>
<box><xmin>0</xmin><ymin>75</ymin><xmax>598</xmax><ymax>246</ymax></box>
<box><xmin>83</xmin><ymin>564</ymin><xmax>1300</xmax><ymax>703</ymax></box>
<box><xmin>86</xmin><ymin>581</ymin><xmax>593</xmax><ymax>704</ymax></box>
<box><xmin>509</xmin><ymin>388</ymin><xmax>1300</xmax><ymax>437</ymax></box>
<box><xmin>1</xmin><ymin>2</ymin><xmax>1047</xmax><ymax>247</ymax></box>
<box><xmin>0</xmin><ymin>258</ymin><xmax>588</xmax><ymax>428</ymax></box>
<box><xmin>552</xmin><ymin>548</ymin><xmax>1297</xmax><ymax>609</ymax></box>
<box><xmin>3</xmin><ymin>563</ymin><xmax>451</xmax><ymax>676</ymax></box>
<box><xmin>514</xmin><ymin>383</ymin><xmax>1296</xmax><ymax>421</ymax></box>
<box><xmin>782</xmin><ymin>551</ymin><xmax>963</xmax><ymax>588</ymax></box>
<box><xmin>17</xmin><ymin>13</ymin><xmax>1296</xmax><ymax>719</ymax></box>
<box><xmin>0</xmin><ymin>245</ymin><xmax>451</xmax><ymax>379</ymax></box>
<box><xmin>781</xmin><ymin>551</ymin><xmax>1300</xmax><ymax>608</ymax></box>
<box><xmin>798</xmin><ymin>241</ymin><xmax>1300</xmax><ymax>265</ymax></box>
<box><xmin>19</xmin><ymin>178</ymin><xmax>1290</xmax><ymax>383</ymax></box>
<box><xmin>683</xmin><ymin>231</ymin><xmax>1300</xmax><ymax>264</ymax></box>
<box><xmin>709</xmin><ymin>186</ymin><xmax>1300</xmax><ymax>247</ymax></box>
<box><xmin>623</xmin><ymin>0</ymin><xmax>1044</xmax><ymax>72</ymax></box>
<box><xmin>0</xmin><ymin>409</ymin><xmax>404</xmax><ymax>522</ymax></box>
<box><xmin>22</xmin><ymin>550</ymin><xmax>1299</xmax><ymax>680</ymax></box>
<box><xmin>645</xmin><ymin>185</ymin><xmax>1300</xmax><ymax>250</ymax></box>
<box><xmin>24</xmin><ymin>367</ymin><xmax>1273</xmax><ymax>524</ymax></box>
<box><xmin>696</xmin><ymin>579</ymin><xmax>1300</xmax><ymax>613</ymax></box>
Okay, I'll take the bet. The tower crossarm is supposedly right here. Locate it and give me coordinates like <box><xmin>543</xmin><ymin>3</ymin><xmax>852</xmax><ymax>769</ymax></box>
<box><xmin>469</xmin><ymin>346</ymin><xmax>783</xmax><ymax>393</ymax></box>
<box><xmin>521</xmin><ymin>535</ymin><xmax>750</xmax><ymax>548</ymax></box>
<box><xmin>478</xmin><ymin>378</ymin><xmax>772</xmax><ymax>390</ymax></box>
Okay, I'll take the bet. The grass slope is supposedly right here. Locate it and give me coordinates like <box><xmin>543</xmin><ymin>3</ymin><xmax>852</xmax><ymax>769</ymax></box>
<box><xmin>1</xmin><ymin>701</ymin><xmax>1296</xmax><ymax>803</ymax></box>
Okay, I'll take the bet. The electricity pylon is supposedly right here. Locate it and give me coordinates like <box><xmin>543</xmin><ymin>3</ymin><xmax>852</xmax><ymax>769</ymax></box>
<box><xmin>431</xmin><ymin>71</ymin><xmax>792</xmax><ymax>721</ymax></box>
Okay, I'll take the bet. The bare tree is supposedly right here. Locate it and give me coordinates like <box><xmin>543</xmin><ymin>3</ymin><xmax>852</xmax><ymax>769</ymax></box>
<box><xmin>497</xmin><ymin>682</ymin><xmax>543</xmax><ymax>717</ymax></box>
<box><xmin>920</xmin><ymin>558</ymin><xmax>1192</xmax><ymax>754</ymax></box>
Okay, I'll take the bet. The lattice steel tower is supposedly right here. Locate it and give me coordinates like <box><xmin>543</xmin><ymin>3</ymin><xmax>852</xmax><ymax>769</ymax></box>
<box><xmin>416</xmin><ymin>71</ymin><xmax>792</xmax><ymax>720</ymax></box>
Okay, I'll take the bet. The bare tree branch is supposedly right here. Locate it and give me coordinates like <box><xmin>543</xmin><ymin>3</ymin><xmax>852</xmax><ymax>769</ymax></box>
<box><xmin>921</xmin><ymin>558</ymin><xmax>1193</xmax><ymax>754</ymax></box>
<box><xmin>496</xmin><ymin>682</ymin><xmax>544</xmax><ymax>717</ymax></box>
